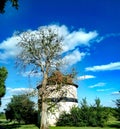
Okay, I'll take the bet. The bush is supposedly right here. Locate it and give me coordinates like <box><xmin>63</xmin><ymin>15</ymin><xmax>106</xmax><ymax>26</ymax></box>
<box><xmin>56</xmin><ymin>98</ymin><xmax>110</xmax><ymax>127</ymax></box>
<box><xmin>56</xmin><ymin>111</ymin><xmax>72</xmax><ymax>126</ymax></box>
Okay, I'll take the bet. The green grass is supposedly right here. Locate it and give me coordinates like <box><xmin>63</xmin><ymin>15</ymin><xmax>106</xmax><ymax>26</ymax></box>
<box><xmin>0</xmin><ymin>119</ymin><xmax>38</xmax><ymax>129</ymax></box>
<box><xmin>0</xmin><ymin>119</ymin><xmax>120</xmax><ymax>129</ymax></box>
<box><xmin>51</xmin><ymin>127</ymin><xmax>119</xmax><ymax>129</ymax></box>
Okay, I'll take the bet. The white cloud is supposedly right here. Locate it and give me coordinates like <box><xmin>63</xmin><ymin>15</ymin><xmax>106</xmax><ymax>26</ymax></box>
<box><xmin>7</xmin><ymin>87</ymin><xmax>35</xmax><ymax>94</ymax></box>
<box><xmin>77</xmin><ymin>75</ymin><xmax>96</xmax><ymax>80</ymax></box>
<box><xmin>0</xmin><ymin>36</ymin><xmax>20</xmax><ymax>60</ymax></box>
<box><xmin>62</xmin><ymin>29</ymin><xmax>98</xmax><ymax>52</ymax></box>
<box><xmin>0</xmin><ymin>97</ymin><xmax>11</xmax><ymax>112</ymax></box>
<box><xmin>1</xmin><ymin>96</ymin><xmax>12</xmax><ymax>100</ymax></box>
<box><xmin>111</xmin><ymin>91</ymin><xmax>120</xmax><ymax>95</ymax></box>
<box><xmin>89</xmin><ymin>82</ymin><xmax>106</xmax><ymax>88</ymax></box>
<box><xmin>47</xmin><ymin>25</ymin><xmax>98</xmax><ymax>52</ymax></box>
<box><xmin>97</xmin><ymin>88</ymin><xmax>113</xmax><ymax>92</ymax></box>
<box><xmin>62</xmin><ymin>49</ymin><xmax>86</xmax><ymax>67</ymax></box>
<box><xmin>0</xmin><ymin>24</ymin><xmax>98</xmax><ymax>65</ymax></box>
<box><xmin>85</xmin><ymin>62</ymin><xmax>120</xmax><ymax>72</ymax></box>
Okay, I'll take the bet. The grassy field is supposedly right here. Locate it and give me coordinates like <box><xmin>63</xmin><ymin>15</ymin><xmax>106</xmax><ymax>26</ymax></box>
<box><xmin>0</xmin><ymin>119</ymin><xmax>120</xmax><ymax>129</ymax></box>
<box><xmin>51</xmin><ymin>127</ymin><xmax>119</xmax><ymax>129</ymax></box>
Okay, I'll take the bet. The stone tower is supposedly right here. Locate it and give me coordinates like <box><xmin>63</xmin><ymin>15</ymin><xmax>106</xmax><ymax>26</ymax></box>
<box><xmin>47</xmin><ymin>83</ymin><xmax>78</xmax><ymax>125</ymax></box>
<box><xmin>37</xmin><ymin>71</ymin><xmax>78</xmax><ymax>126</ymax></box>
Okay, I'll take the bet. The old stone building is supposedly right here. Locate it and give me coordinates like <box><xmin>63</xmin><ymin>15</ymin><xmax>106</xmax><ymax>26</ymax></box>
<box><xmin>37</xmin><ymin>71</ymin><xmax>78</xmax><ymax>125</ymax></box>
<box><xmin>47</xmin><ymin>83</ymin><xmax>78</xmax><ymax>125</ymax></box>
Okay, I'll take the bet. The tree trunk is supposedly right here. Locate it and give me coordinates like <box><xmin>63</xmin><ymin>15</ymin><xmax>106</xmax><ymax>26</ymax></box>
<box><xmin>40</xmin><ymin>71</ymin><xmax>49</xmax><ymax>129</ymax></box>
<box><xmin>40</xmin><ymin>101</ymin><xmax>49</xmax><ymax>129</ymax></box>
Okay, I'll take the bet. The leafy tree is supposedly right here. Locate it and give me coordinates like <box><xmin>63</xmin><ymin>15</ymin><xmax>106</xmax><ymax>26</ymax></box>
<box><xmin>0</xmin><ymin>0</ymin><xmax>18</xmax><ymax>13</ymax></box>
<box><xmin>16</xmin><ymin>26</ymin><xmax>68</xmax><ymax>129</ymax></box>
<box><xmin>89</xmin><ymin>98</ymin><xmax>109</xmax><ymax>127</ymax></box>
<box><xmin>0</xmin><ymin>67</ymin><xmax>8</xmax><ymax>105</ymax></box>
<box><xmin>114</xmin><ymin>98</ymin><xmax>120</xmax><ymax>121</ymax></box>
<box><xmin>79</xmin><ymin>98</ymin><xmax>90</xmax><ymax>126</ymax></box>
<box><xmin>5</xmin><ymin>94</ymin><xmax>36</xmax><ymax>124</ymax></box>
<box><xmin>69</xmin><ymin>106</ymin><xmax>82</xmax><ymax>126</ymax></box>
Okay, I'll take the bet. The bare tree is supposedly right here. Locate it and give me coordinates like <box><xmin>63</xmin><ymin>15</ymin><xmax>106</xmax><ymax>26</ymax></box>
<box><xmin>16</xmin><ymin>26</ymin><xmax>64</xmax><ymax>129</ymax></box>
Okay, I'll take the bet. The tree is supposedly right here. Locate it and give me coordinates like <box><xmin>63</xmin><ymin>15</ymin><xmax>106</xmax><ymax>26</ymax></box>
<box><xmin>16</xmin><ymin>26</ymin><xmax>65</xmax><ymax>129</ymax></box>
<box><xmin>0</xmin><ymin>67</ymin><xmax>8</xmax><ymax>105</ymax></box>
<box><xmin>91</xmin><ymin>98</ymin><xmax>109</xmax><ymax>127</ymax></box>
<box><xmin>114</xmin><ymin>98</ymin><xmax>120</xmax><ymax>121</ymax></box>
<box><xmin>79</xmin><ymin>98</ymin><xmax>90</xmax><ymax>126</ymax></box>
<box><xmin>5</xmin><ymin>94</ymin><xmax>36</xmax><ymax>124</ymax></box>
<box><xmin>0</xmin><ymin>0</ymin><xmax>18</xmax><ymax>13</ymax></box>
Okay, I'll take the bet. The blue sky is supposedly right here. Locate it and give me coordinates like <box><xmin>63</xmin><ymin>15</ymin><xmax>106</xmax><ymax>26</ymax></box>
<box><xmin>0</xmin><ymin>0</ymin><xmax>120</xmax><ymax>111</ymax></box>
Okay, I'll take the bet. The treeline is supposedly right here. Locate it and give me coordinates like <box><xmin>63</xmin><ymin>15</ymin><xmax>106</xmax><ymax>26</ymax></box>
<box><xmin>3</xmin><ymin>94</ymin><xmax>120</xmax><ymax>127</ymax></box>
<box><xmin>56</xmin><ymin>98</ymin><xmax>120</xmax><ymax>127</ymax></box>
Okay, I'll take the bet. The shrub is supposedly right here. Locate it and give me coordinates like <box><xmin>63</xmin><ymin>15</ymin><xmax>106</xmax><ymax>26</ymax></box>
<box><xmin>56</xmin><ymin>98</ymin><xmax>110</xmax><ymax>127</ymax></box>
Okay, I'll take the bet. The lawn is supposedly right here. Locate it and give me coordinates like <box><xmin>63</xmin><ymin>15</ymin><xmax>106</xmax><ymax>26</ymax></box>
<box><xmin>0</xmin><ymin>119</ymin><xmax>120</xmax><ymax>129</ymax></box>
<box><xmin>1</xmin><ymin>126</ymin><xmax>119</xmax><ymax>129</ymax></box>
<box><xmin>51</xmin><ymin>127</ymin><xmax>119</xmax><ymax>129</ymax></box>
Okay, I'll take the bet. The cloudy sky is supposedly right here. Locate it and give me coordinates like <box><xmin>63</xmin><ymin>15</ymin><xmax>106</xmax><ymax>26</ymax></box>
<box><xmin>0</xmin><ymin>0</ymin><xmax>120</xmax><ymax>111</ymax></box>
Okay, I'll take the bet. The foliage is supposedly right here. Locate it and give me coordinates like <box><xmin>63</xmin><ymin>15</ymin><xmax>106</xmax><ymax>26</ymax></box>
<box><xmin>114</xmin><ymin>98</ymin><xmax>120</xmax><ymax>121</ymax></box>
<box><xmin>88</xmin><ymin>98</ymin><xmax>109</xmax><ymax>127</ymax></box>
<box><xmin>115</xmin><ymin>98</ymin><xmax>120</xmax><ymax>108</ymax></box>
<box><xmin>0</xmin><ymin>66</ymin><xmax>8</xmax><ymax>105</ymax></box>
<box><xmin>47</xmin><ymin>69</ymin><xmax>76</xmax><ymax>85</ymax></box>
<box><xmin>56</xmin><ymin>98</ymin><xmax>110</xmax><ymax>127</ymax></box>
<box><xmin>0</xmin><ymin>0</ymin><xmax>18</xmax><ymax>13</ymax></box>
<box><xmin>5</xmin><ymin>94</ymin><xmax>37</xmax><ymax>124</ymax></box>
